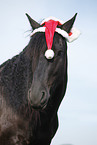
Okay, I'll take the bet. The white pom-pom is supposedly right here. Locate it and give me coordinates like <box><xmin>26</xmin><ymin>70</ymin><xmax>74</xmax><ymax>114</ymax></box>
<box><xmin>45</xmin><ymin>49</ymin><xmax>54</xmax><ymax>59</ymax></box>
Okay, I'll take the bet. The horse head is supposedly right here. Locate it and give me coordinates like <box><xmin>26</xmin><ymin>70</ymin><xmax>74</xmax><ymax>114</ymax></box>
<box><xmin>26</xmin><ymin>14</ymin><xmax>80</xmax><ymax>110</ymax></box>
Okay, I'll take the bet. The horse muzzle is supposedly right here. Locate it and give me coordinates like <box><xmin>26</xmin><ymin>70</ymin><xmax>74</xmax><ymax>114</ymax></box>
<box><xmin>28</xmin><ymin>84</ymin><xmax>50</xmax><ymax>110</ymax></box>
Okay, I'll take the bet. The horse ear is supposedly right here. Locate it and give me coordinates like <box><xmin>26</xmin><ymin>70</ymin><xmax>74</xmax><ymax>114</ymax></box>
<box><xmin>26</xmin><ymin>13</ymin><xmax>40</xmax><ymax>30</ymax></box>
<box><xmin>61</xmin><ymin>13</ymin><xmax>77</xmax><ymax>33</ymax></box>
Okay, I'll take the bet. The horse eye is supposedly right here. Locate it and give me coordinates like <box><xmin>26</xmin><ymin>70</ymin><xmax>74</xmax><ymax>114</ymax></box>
<box><xmin>58</xmin><ymin>50</ymin><xmax>63</xmax><ymax>56</ymax></box>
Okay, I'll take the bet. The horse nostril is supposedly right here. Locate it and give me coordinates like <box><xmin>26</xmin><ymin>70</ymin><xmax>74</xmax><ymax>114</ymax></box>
<box><xmin>40</xmin><ymin>91</ymin><xmax>47</xmax><ymax>104</ymax></box>
<box><xmin>41</xmin><ymin>91</ymin><xmax>45</xmax><ymax>100</ymax></box>
<box><xmin>42</xmin><ymin>91</ymin><xmax>45</xmax><ymax>97</ymax></box>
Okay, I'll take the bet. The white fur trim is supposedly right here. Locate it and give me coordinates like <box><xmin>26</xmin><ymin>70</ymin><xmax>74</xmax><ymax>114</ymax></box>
<box><xmin>30</xmin><ymin>27</ymin><xmax>45</xmax><ymax>37</ymax></box>
<box><xmin>45</xmin><ymin>49</ymin><xmax>54</xmax><ymax>59</ymax></box>
<box><xmin>30</xmin><ymin>25</ymin><xmax>80</xmax><ymax>43</ymax></box>
<box><xmin>55</xmin><ymin>28</ymin><xmax>69</xmax><ymax>40</ymax></box>
<box><xmin>41</xmin><ymin>16</ymin><xmax>64</xmax><ymax>25</ymax></box>
<box><xmin>68</xmin><ymin>27</ymin><xmax>81</xmax><ymax>42</ymax></box>
<box><xmin>56</xmin><ymin>27</ymin><xmax>80</xmax><ymax>42</ymax></box>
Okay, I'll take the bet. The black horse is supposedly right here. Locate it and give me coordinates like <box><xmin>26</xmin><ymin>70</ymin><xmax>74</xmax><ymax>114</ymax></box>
<box><xmin>0</xmin><ymin>13</ymin><xmax>78</xmax><ymax>145</ymax></box>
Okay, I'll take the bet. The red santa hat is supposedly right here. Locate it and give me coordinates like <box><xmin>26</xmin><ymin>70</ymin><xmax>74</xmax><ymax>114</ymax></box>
<box><xmin>30</xmin><ymin>16</ymin><xmax>80</xmax><ymax>59</ymax></box>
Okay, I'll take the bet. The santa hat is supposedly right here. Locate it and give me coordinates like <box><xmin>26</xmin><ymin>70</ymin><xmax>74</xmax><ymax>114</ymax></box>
<box><xmin>30</xmin><ymin>16</ymin><xmax>80</xmax><ymax>59</ymax></box>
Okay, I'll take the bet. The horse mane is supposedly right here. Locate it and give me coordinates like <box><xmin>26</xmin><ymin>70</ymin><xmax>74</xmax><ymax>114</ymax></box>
<box><xmin>0</xmin><ymin>33</ymin><xmax>47</xmax><ymax>119</ymax></box>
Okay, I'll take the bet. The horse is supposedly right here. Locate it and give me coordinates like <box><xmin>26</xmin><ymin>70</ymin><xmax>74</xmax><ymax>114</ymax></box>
<box><xmin>0</xmin><ymin>13</ymin><xmax>80</xmax><ymax>145</ymax></box>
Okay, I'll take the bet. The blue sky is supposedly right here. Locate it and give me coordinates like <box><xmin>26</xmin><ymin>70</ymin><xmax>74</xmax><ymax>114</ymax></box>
<box><xmin>0</xmin><ymin>0</ymin><xmax>97</xmax><ymax>145</ymax></box>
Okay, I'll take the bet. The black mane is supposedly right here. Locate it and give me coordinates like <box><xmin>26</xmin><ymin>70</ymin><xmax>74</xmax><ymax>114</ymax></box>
<box><xmin>0</xmin><ymin>33</ymin><xmax>47</xmax><ymax>115</ymax></box>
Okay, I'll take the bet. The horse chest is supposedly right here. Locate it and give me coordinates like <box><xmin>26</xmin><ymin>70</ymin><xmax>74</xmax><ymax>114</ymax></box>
<box><xmin>0</xmin><ymin>98</ymin><xmax>31</xmax><ymax>144</ymax></box>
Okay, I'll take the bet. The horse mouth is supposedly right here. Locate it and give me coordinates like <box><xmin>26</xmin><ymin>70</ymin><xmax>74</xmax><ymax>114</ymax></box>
<box><xmin>32</xmin><ymin>103</ymin><xmax>47</xmax><ymax>110</ymax></box>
